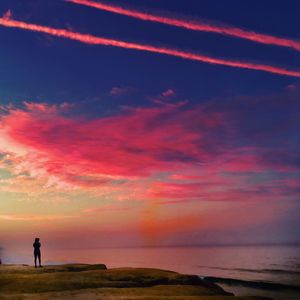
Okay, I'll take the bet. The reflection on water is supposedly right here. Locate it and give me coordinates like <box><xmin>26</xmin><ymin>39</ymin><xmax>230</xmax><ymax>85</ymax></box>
<box><xmin>4</xmin><ymin>245</ymin><xmax>300</xmax><ymax>300</ymax></box>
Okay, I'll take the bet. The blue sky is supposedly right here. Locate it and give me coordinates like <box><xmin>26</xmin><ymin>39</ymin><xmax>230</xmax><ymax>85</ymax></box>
<box><xmin>0</xmin><ymin>0</ymin><xmax>299</xmax><ymax>248</ymax></box>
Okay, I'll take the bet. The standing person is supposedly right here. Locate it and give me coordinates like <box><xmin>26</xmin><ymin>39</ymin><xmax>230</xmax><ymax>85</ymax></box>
<box><xmin>33</xmin><ymin>238</ymin><xmax>42</xmax><ymax>268</ymax></box>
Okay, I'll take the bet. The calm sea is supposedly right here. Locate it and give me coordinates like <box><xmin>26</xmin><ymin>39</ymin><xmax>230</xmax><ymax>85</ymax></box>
<box><xmin>4</xmin><ymin>245</ymin><xmax>300</xmax><ymax>300</ymax></box>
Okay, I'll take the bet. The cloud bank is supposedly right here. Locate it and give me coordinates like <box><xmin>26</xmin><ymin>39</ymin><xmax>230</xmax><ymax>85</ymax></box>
<box><xmin>0</xmin><ymin>92</ymin><xmax>299</xmax><ymax>204</ymax></box>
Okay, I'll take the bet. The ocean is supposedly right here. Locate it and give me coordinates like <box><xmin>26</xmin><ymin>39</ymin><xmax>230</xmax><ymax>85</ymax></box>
<box><xmin>4</xmin><ymin>244</ymin><xmax>300</xmax><ymax>300</ymax></box>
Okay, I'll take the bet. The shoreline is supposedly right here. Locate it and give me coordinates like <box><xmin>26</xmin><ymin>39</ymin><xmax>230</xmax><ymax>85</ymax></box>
<box><xmin>0</xmin><ymin>263</ymin><xmax>273</xmax><ymax>300</ymax></box>
<box><xmin>203</xmin><ymin>276</ymin><xmax>300</xmax><ymax>291</ymax></box>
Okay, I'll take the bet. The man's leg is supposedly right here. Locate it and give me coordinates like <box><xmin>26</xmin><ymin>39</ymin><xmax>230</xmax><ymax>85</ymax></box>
<box><xmin>38</xmin><ymin>253</ymin><xmax>42</xmax><ymax>267</ymax></box>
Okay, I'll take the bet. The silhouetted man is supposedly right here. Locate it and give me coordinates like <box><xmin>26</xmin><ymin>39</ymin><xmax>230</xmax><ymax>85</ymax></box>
<box><xmin>33</xmin><ymin>238</ymin><xmax>42</xmax><ymax>268</ymax></box>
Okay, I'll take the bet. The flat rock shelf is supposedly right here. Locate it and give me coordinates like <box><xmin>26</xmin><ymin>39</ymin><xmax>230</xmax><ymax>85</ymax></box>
<box><xmin>0</xmin><ymin>264</ymin><xmax>272</xmax><ymax>299</ymax></box>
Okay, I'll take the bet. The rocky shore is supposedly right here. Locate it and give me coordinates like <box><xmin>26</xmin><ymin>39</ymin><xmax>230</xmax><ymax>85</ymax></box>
<box><xmin>0</xmin><ymin>264</ymin><xmax>272</xmax><ymax>299</ymax></box>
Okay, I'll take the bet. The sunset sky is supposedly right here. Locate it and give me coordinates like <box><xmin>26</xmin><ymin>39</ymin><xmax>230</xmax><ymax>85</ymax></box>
<box><xmin>0</xmin><ymin>0</ymin><xmax>299</xmax><ymax>250</ymax></box>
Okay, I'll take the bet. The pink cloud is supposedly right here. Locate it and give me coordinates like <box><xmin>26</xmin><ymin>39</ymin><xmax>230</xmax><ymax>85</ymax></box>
<box><xmin>149</xmin><ymin>176</ymin><xmax>300</xmax><ymax>203</ymax></box>
<box><xmin>109</xmin><ymin>87</ymin><xmax>131</xmax><ymax>97</ymax></box>
<box><xmin>162</xmin><ymin>89</ymin><xmax>175</xmax><ymax>98</ymax></box>
<box><xmin>286</xmin><ymin>84</ymin><xmax>297</xmax><ymax>91</ymax></box>
<box><xmin>0</xmin><ymin>100</ymin><xmax>298</xmax><ymax>206</ymax></box>
<box><xmin>209</xmin><ymin>151</ymin><xmax>264</xmax><ymax>173</ymax></box>
<box><xmin>0</xmin><ymin>214</ymin><xmax>77</xmax><ymax>221</ymax></box>
<box><xmin>0</xmin><ymin>102</ymin><xmax>226</xmax><ymax>187</ymax></box>
<box><xmin>3</xmin><ymin>10</ymin><xmax>12</xmax><ymax>21</ymax></box>
<box><xmin>151</xmin><ymin>89</ymin><xmax>186</xmax><ymax>108</ymax></box>
<box><xmin>84</xmin><ymin>204</ymin><xmax>130</xmax><ymax>214</ymax></box>
<box><xmin>170</xmin><ymin>174</ymin><xmax>204</xmax><ymax>180</ymax></box>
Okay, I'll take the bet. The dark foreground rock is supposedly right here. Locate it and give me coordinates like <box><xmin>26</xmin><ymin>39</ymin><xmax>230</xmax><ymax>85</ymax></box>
<box><xmin>204</xmin><ymin>276</ymin><xmax>300</xmax><ymax>291</ymax></box>
<box><xmin>0</xmin><ymin>264</ymin><xmax>272</xmax><ymax>299</ymax></box>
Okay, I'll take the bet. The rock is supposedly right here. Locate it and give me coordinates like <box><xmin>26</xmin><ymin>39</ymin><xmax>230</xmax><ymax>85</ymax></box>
<box><xmin>0</xmin><ymin>264</ymin><xmax>272</xmax><ymax>299</ymax></box>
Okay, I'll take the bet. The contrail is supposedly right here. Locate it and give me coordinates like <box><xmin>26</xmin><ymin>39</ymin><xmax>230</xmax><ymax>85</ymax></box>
<box><xmin>67</xmin><ymin>0</ymin><xmax>300</xmax><ymax>52</ymax></box>
<box><xmin>1</xmin><ymin>17</ymin><xmax>300</xmax><ymax>77</ymax></box>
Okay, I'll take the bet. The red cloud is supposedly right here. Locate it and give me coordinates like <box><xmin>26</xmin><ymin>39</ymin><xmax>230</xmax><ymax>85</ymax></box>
<box><xmin>1</xmin><ymin>100</ymin><xmax>298</xmax><ymax>205</ymax></box>
<box><xmin>0</xmin><ymin>102</ymin><xmax>226</xmax><ymax>186</ymax></box>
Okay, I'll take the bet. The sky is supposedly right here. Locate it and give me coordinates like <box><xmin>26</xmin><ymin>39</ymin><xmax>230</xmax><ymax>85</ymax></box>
<box><xmin>0</xmin><ymin>0</ymin><xmax>299</xmax><ymax>251</ymax></box>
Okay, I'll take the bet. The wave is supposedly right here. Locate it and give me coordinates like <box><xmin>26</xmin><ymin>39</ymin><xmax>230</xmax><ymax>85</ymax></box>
<box><xmin>197</xmin><ymin>265</ymin><xmax>300</xmax><ymax>275</ymax></box>
<box><xmin>202</xmin><ymin>276</ymin><xmax>300</xmax><ymax>291</ymax></box>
